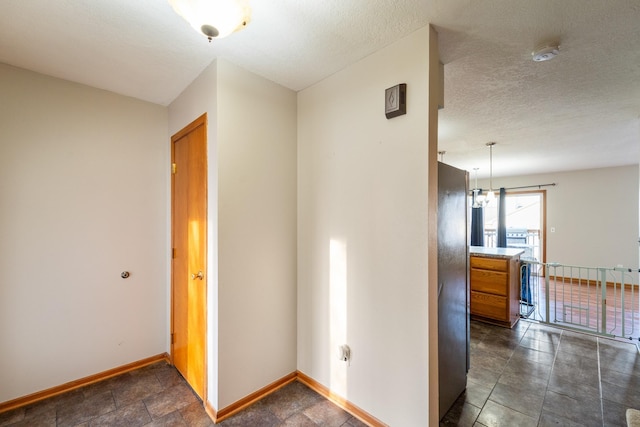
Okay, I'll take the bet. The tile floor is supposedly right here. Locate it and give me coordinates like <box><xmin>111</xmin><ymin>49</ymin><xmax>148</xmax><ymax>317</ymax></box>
<box><xmin>2</xmin><ymin>319</ymin><xmax>638</xmax><ymax>427</ymax></box>
<box><xmin>0</xmin><ymin>361</ymin><xmax>366</xmax><ymax>427</ymax></box>
<box><xmin>216</xmin><ymin>382</ymin><xmax>366</xmax><ymax>427</ymax></box>
<box><xmin>441</xmin><ymin>319</ymin><xmax>640</xmax><ymax>426</ymax></box>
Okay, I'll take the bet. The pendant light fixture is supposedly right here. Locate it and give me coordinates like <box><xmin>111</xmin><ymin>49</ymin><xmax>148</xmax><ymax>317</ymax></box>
<box><xmin>471</xmin><ymin>142</ymin><xmax>497</xmax><ymax>208</ymax></box>
<box><xmin>168</xmin><ymin>0</ymin><xmax>251</xmax><ymax>42</ymax></box>
<box><xmin>472</xmin><ymin>168</ymin><xmax>485</xmax><ymax>208</ymax></box>
<box><xmin>486</xmin><ymin>142</ymin><xmax>496</xmax><ymax>203</ymax></box>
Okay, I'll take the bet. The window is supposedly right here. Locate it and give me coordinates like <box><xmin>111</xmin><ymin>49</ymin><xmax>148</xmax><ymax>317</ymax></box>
<box><xmin>482</xmin><ymin>191</ymin><xmax>546</xmax><ymax>263</ymax></box>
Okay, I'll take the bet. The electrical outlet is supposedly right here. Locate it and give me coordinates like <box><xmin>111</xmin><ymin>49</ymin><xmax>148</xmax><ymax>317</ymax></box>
<box><xmin>338</xmin><ymin>345</ymin><xmax>351</xmax><ymax>363</ymax></box>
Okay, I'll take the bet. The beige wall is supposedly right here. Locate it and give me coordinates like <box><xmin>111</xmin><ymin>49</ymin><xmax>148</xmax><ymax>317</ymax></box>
<box><xmin>0</xmin><ymin>63</ymin><xmax>169</xmax><ymax>402</ymax></box>
<box><xmin>168</xmin><ymin>59</ymin><xmax>298</xmax><ymax>410</ymax></box>
<box><xmin>478</xmin><ymin>165</ymin><xmax>639</xmax><ymax>268</ymax></box>
<box><xmin>216</xmin><ymin>60</ymin><xmax>298</xmax><ymax>408</ymax></box>
<box><xmin>297</xmin><ymin>27</ymin><xmax>433</xmax><ymax>425</ymax></box>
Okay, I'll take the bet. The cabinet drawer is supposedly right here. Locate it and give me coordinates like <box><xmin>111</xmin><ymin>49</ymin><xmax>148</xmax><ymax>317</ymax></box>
<box><xmin>470</xmin><ymin>268</ymin><xmax>508</xmax><ymax>296</ymax></box>
<box><xmin>471</xmin><ymin>256</ymin><xmax>508</xmax><ymax>272</ymax></box>
<box><xmin>471</xmin><ymin>291</ymin><xmax>508</xmax><ymax>321</ymax></box>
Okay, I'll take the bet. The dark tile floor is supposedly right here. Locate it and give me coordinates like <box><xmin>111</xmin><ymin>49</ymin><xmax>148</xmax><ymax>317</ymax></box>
<box><xmin>3</xmin><ymin>320</ymin><xmax>638</xmax><ymax>427</ymax></box>
<box><xmin>0</xmin><ymin>361</ymin><xmax>367</xmax><ymax>427</ymax></box>
<box><xmin>217</xmin><ymin>382</ymin><xmax>366</xmax><ymax>427</ymax></box>
<box><xmin>442</xmin><ymin>319</ymin><xmax>640</xmax><ymax>427</ymax></box>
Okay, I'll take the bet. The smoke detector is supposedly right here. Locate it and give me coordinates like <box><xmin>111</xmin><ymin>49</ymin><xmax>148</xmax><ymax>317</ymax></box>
<box><xmin>532</xmin><ymin>45</ymin><xmax>559</xmax><ymax>62</ymax></box>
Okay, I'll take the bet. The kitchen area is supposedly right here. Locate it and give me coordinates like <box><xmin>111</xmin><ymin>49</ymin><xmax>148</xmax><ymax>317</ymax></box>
<box><xmin>469</xmin><ymin>245</ymin><xmax>524</xmax><ymax>328</ymax></box>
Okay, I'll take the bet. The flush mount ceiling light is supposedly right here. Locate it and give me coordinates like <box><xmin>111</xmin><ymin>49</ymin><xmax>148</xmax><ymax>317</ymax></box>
<box><xmin>532</xmin><ymin>44</ymin><xmax>559</xmax><ymax>62</ymax></box>
<box><xmin>168</xmin><ymin>0</ymin><xmax>251</xmax><ymax>42</ymax></box>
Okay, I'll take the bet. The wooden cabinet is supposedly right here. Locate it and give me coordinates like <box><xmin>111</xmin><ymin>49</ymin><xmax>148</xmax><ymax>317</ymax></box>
<box><xmin>470</xmin><ymin>248</ymin><xmax>522</xmax><ymax>328</ymax></box>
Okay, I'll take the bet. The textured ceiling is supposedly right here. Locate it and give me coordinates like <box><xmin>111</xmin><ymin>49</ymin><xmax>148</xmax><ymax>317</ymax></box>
<box><xmin>435</xmin><ymin>0</ymin><xmax>640</xmax><ymax>178</ymax></box>
<box><xmin>0</xmin><ymin>0</ymin><xmax>638</xmax><ymax>178</ymax></box>
<box><xmin>0</xmin><ymin>0</ymin><xmax>431</xmax><ymax>104</ymax></box>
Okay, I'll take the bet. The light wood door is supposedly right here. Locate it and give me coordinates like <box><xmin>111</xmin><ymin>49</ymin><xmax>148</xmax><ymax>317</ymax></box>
<box><xmin>171</xmin><ymin>113</ymin><xmax>207</xmax><ymax>399</ymax></box>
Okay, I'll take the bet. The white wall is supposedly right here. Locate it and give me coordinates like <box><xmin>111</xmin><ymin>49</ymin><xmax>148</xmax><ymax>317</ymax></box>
<box><xmin>216</xmin><ymin>60</ymin><xmax>298</xmax><ymax>408</ymax></box>
<box><xmin>0</xmin><ymin>63</ymin><xmax>169</xmax><ymax>402</ymax></box>
<box><xmin>168</xmin><ymin>59</ymin><xmax>297</xmax><ymax>410</ymax></box>
<box><xmin>478</xmin><ymin>165</ymin><xmax>639</xmax><ymax>268</ymax></box>
<box><xmin>297</xmin><ymin>27</ymin><xmax>433</xmax><ymax>426</ymax></box>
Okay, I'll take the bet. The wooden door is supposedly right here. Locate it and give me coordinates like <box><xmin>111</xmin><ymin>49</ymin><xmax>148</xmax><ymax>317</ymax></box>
<box><xmin>171</xmin><ymin>113</ymin><xmax>207</xmax><ymax>399</ymax></box>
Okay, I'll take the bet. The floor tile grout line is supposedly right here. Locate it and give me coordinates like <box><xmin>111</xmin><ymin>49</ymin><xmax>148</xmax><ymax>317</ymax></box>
<box><xmin>141</xmin><ymin>391</ymin><xmax>157</xmax><ymax>426</ymax></box>
<box><xmin>534</xmin><ymin>324</ymin><xmax>563</xmax><ymax>426</ymax></box>
<box><xmin>467</xmin><ymin>328</ymin><xmax>500</xmax><ymax>424</ymax></box>
<box><xmin>475</xmin><ymin>321</ymin><xmax>535</xmax><ymax>424</ymax></box>
<box><xmin>468</xmin><ymin>329</ymin><xmax>493</xmax><ymax>426</ymax></box>
<box><xmin>494</xmin><ymin>321</ymin><xmax>563</xmax><ymax>424</ymax></box>
<box><xmin>447</xmin><ymin>320</ymin><xmax>640</xmax><ymax>426</ymax></box>
<box><xmin>596</xmin><ymin>338</ymin><xmax>605</xmax><ymax>427</ymax></box>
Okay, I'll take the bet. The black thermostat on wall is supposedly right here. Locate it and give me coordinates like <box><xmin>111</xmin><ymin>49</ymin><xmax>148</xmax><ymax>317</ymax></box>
<box><xmin>385</xmin><ymin>83</ymin><xmax>406</xmax><ymax>119</ymax></box>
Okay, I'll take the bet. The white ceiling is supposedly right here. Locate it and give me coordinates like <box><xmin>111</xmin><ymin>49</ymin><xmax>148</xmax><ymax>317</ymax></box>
<box><xmin>1</xmin><ymin>0</ymin><xmax>638</xmax><ymax>179</ymax></box>
<box><xmin>436</xmin><ymin>0</ymin><xmax>640</xmax><ymax>179</ymax></box>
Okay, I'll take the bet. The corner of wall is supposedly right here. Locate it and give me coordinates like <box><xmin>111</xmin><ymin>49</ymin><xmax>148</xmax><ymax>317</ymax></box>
<box><xmin>296</xmin><ymin>25</ymin><xmax>435</xmax><ymax>425</ymax></box>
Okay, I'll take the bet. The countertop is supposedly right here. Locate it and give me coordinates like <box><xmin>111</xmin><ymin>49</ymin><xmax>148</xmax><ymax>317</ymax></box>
<box><xmin>470</xmin><ymin>246</ymin><xmax>524</xmax><ymax>259</ymax></box>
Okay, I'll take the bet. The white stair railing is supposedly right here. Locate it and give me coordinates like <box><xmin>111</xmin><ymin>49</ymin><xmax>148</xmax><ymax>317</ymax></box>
<box><xmin>519</xmin><ymin>260</ymin><xmax>640</xmax><ymax>342</ymax></box>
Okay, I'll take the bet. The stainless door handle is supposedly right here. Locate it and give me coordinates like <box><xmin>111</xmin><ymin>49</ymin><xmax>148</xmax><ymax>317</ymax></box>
<box><xmin>191</xmin><ymin>271</ymin><xmax>204</xmax><ymax>280</ymax></box>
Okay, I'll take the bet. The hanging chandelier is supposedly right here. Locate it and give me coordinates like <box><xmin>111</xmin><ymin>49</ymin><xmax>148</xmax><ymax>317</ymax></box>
<box><xmin>471</xmin><ymin>169</ymin><xmax>486</xmax><ymax>208</ymax></box>
<box><xmin>471</xmin><ymin>142</ymin><xmax>497</xmax><ymax>208</ymax></box>
<box><xmin>168</xmin><ymin>0</ymin><xmax>252</xmax><ymax>42</ymax></box>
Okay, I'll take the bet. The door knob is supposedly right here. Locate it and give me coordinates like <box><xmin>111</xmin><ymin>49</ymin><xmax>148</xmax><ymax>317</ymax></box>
<box><xmin>191</xmin><ymin>271</ymin><xmax>204</xmax><ymax>280</ymax></box>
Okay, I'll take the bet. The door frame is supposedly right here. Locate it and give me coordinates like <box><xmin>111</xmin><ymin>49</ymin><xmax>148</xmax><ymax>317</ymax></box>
<box><xmin>170</xmin><ymin>112</ymin><xmax>208</xmax><ymax>400</ymax></box>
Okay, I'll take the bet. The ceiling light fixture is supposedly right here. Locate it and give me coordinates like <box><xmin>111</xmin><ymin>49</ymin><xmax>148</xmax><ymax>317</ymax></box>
<box><xmin>532</xmin><ymin>44</ymin><xmax>559</xmax><ymax>62</ymax></box>
<box><xmin>472</xmin><ymin>168</ymin><xmax>485</xmax><ymax>208</ymax></box>
<box><xmin>486</xmin><ymin>142</ymin><xmax>496</xmax><ymax>202</ymax></box>
<box><xmin>472</xmin><ymin>142</ymin><xmax>497</xmax><ymax>208</ymax></box>
<box><xmin>168</xmin><ymin>0</ymin><xmax>251</xmax><ymax>42</ymax></box>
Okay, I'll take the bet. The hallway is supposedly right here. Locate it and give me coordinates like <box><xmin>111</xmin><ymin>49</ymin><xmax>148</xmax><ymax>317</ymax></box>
<box><xmin>442</xmin><ymin>319</ymin><xmax>640</xmax><ymax>426</ymax></box>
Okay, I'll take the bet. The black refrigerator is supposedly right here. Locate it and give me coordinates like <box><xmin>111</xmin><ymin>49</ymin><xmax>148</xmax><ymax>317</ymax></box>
<box><xmin>437</xmin><ymin>161</ymin><xmax>469</xmax><ymax>419</ymax></box>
